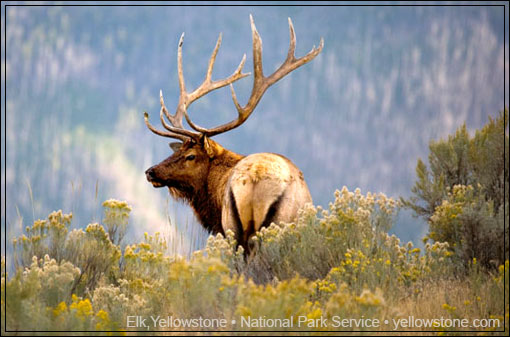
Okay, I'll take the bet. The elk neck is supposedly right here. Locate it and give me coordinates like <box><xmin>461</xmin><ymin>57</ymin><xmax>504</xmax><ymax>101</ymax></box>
<box><xmin>189</xmin><ymin>148</ymin><xmax>244</xmax><ymax>235</ymax></box>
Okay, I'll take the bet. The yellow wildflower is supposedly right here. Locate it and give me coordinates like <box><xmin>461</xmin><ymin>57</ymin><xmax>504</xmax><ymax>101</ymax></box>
<box><xmin>442</xmin><ymin>303</ymin><xmax>456</xmax><ymax>313</ymax></box>
<box><xmin>70</xmin><ymin>298</ymin><xmax>93</xmax><ymax>320</ymax></box>
<box><xmin>307</xmin><ymin>307</ymin><xmax>323</xmax><ymax>320</ymax></box>
<box><xmin>95</xmin><ymin>310</ymin><xmax>110</xmax><ymax>330</ymax></box>
<box><xmin>53</xmin><ymin>301</ymin><xmax>67</xmax><ymax>317</ymax></box>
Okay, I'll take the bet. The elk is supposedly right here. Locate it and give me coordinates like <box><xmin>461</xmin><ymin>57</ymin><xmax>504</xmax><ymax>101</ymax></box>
<box><xmin>144</xmin><ymin>15</ymin><xmax>323</xmax><ymax>251</ymax></box>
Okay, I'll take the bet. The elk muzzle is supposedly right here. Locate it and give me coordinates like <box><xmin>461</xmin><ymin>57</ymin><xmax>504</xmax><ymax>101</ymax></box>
<box><xmin>145</xmin><ymin>166</ymin><xmax>165</xmax><ymax>188</ymax></box>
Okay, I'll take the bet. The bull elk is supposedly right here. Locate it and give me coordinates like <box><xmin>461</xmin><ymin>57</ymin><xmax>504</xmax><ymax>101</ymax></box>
<box><xmin>144</xmin><ymin>15</ymin><xmax>323</xmax><ymax>251</ymax></box>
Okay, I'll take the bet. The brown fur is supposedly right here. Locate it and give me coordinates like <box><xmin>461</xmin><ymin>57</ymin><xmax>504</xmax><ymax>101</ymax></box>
<box><xmin>146</xmin><ymin>138</ymin><xmax>243</xmax><ymax>234</ymax></box>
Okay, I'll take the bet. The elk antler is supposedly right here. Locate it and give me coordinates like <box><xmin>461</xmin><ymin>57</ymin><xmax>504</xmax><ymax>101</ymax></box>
<box><xmin>184</xmin><ymin>15</ymin><xmax>324</xmax><ymax>137</ymax></box>
<box><xmin>144</xmin><ymin>32</ymin><xmax>250</xmax><ymax>141</ymax></box>
<box><xmin>145</xmin><ymin>15</ymin><xmax>323</xmax><ymax>141</ymax></box>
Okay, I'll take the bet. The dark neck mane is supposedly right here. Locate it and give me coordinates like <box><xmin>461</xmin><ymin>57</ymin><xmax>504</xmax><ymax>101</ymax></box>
<box><xmin>169</xmin><ymin>150</ymin><xmax>243</xmax><ymax>235</ymax></box>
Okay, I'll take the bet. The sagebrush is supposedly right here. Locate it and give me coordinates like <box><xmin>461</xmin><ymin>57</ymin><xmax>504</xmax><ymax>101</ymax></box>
<box><xmin>402</xmin><ymin>109</ymin><xmax>509</xmax><ymax>269</ymax></box>
<box><xmin>2</xmin><ymin>188</ymin><xmax>507</xmax><ymax>335</ymax></box>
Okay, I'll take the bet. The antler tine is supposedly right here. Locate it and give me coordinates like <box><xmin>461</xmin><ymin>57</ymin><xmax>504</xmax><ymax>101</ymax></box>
<box><xmin>144</xmin><ymin>87</ymin><xmax>199</xmax><ymax>141</ymax></box>
<box><xmin>150</xmin><ymin>32</ymin><xmax>192</xmax><ymax>136</ymax></box>
<box><xmin>168</xmin><ymin>33</ymin><xmax>186</xmax><ymax>129</ymax></box>
<box><xmin>181</xmin><ymin>33</ymin><xmax>250</xmax><ymax>133</ymax></box>
<box><xmin>145</xmin><ymin>33</ymin><xmax>200</xmax><ymax>141</ymax></box>
<box><xmin>251</xmin><ymin>14</ymin><xmax>264</xmax><ymax>81</ymax></box>
<box><xmin>159</xmin><ymin>91</ymin><xmax>198</xmax><ymax>138</ymax></box>
<box><xmin>156</xmin><ymin>33</ymin><xmax>188</xmax><ymax>132</ymax></box>
<box><xmin>186</xmin><ymin>35</ymin><xmax>250</xmax><ymax>103</ymax></box>
<box><xmin>183</xmin><ymin>53</ymin><xmax>250</xmax><ymax>133</ymax></box>
<box><xmin>206</xmin><ymin>33</ymin><xmax>222</xmax><ymax>83</ymax></box>
<box><xmin>186</xmin><ymin>15</ymin><xmax>324</xmax><ymax>138</ymax></box>
<box><xmin>144</xmin><ymin>111</ymin><xmax>189</xmax><ymax>141</ymax></box>
<box><xmin>145</xmin><ymin>29</ymin><xmax>251</xmax><ymax>142</ymax></box>
<box><xmin>177</xmin><ymin>33</ymin><xmax>186</xmax><ymax>94</ymax></box>
<box><xmin>287</xmin><ymin>17</ymin><xmax>296</xmax><ymax>61</ymax></box>
<box><xmin>266</xmin><ymin>17</ymin><xmax>324</xmax><ymax>87</ymax></box>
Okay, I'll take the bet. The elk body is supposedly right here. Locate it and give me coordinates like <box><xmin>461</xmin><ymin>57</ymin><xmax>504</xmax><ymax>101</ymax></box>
<box><xmin>144</xmin><ymin>16</ymin><xmax>323</xmax><ymax>251</ymax></box>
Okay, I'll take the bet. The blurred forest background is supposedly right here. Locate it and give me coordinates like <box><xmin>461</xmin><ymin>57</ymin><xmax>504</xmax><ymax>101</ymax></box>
<box><xmin>1</xmin><ymin>3</ymin><xmax>508</xmax><ymax>258</ymax></box>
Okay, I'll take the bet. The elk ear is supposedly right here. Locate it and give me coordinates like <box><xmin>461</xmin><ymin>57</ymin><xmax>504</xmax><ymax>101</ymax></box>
<box><xmin>202</xmin><ymin>136</ymin><xmax>223</xmax><ymax>159</ymax></box>
<box><xmin>169</xmin><ymin>142</ymin><xmax>182</xmax><ymax>153</ymax></box>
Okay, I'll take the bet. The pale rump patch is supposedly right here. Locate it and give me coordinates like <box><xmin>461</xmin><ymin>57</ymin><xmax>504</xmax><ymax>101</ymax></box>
<box><xmin>222</xmin><ymin>153</ymin><xmax>311</xmax><ymax>242</ymax></box>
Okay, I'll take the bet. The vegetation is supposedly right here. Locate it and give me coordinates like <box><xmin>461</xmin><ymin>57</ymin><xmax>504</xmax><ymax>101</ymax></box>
<box><xmin>402</xmin><ymin>109</ymin><xmax>508</xmax><ymax>269</ymax></box>
<box><xmin>2</xmin><ymin>111</ymin><xmax>508</xmax><ymax>335</ymax></box>
<box><xmin>2</xmin><ymin>187</ymin><xmax>507</xmax><ymax>335</ymax></box>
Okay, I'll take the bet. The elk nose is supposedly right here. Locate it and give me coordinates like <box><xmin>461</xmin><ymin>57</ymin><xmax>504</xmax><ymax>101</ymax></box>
<box><xmin>145</xmin><ymin>167</ymin><xmax>155</xmax><ymax>181</ymax></box>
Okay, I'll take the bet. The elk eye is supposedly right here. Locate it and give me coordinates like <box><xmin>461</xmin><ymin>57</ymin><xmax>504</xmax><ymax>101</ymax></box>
<box><xmin>186</xmin><ymin>155</ymin><xmax>196</xmax><ymax>161</ymax></box>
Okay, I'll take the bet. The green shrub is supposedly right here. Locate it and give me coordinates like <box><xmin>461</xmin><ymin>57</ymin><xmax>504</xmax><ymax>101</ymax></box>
<box><xmin>402</xmin><ymin>109</ymin><xmax>509</xmax><ymax>269</ymax></box>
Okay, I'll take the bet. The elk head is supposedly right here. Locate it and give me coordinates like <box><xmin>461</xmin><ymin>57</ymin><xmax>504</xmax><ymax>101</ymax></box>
<box><xmin>145</xmin><ymin>136</ymin><xmax>226</xmax><ymax>197</ymax></box>
<box><xmin>144</xmin><ymin>15</ymin><xmax>323</xmax><ymax>243</ymax></box>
